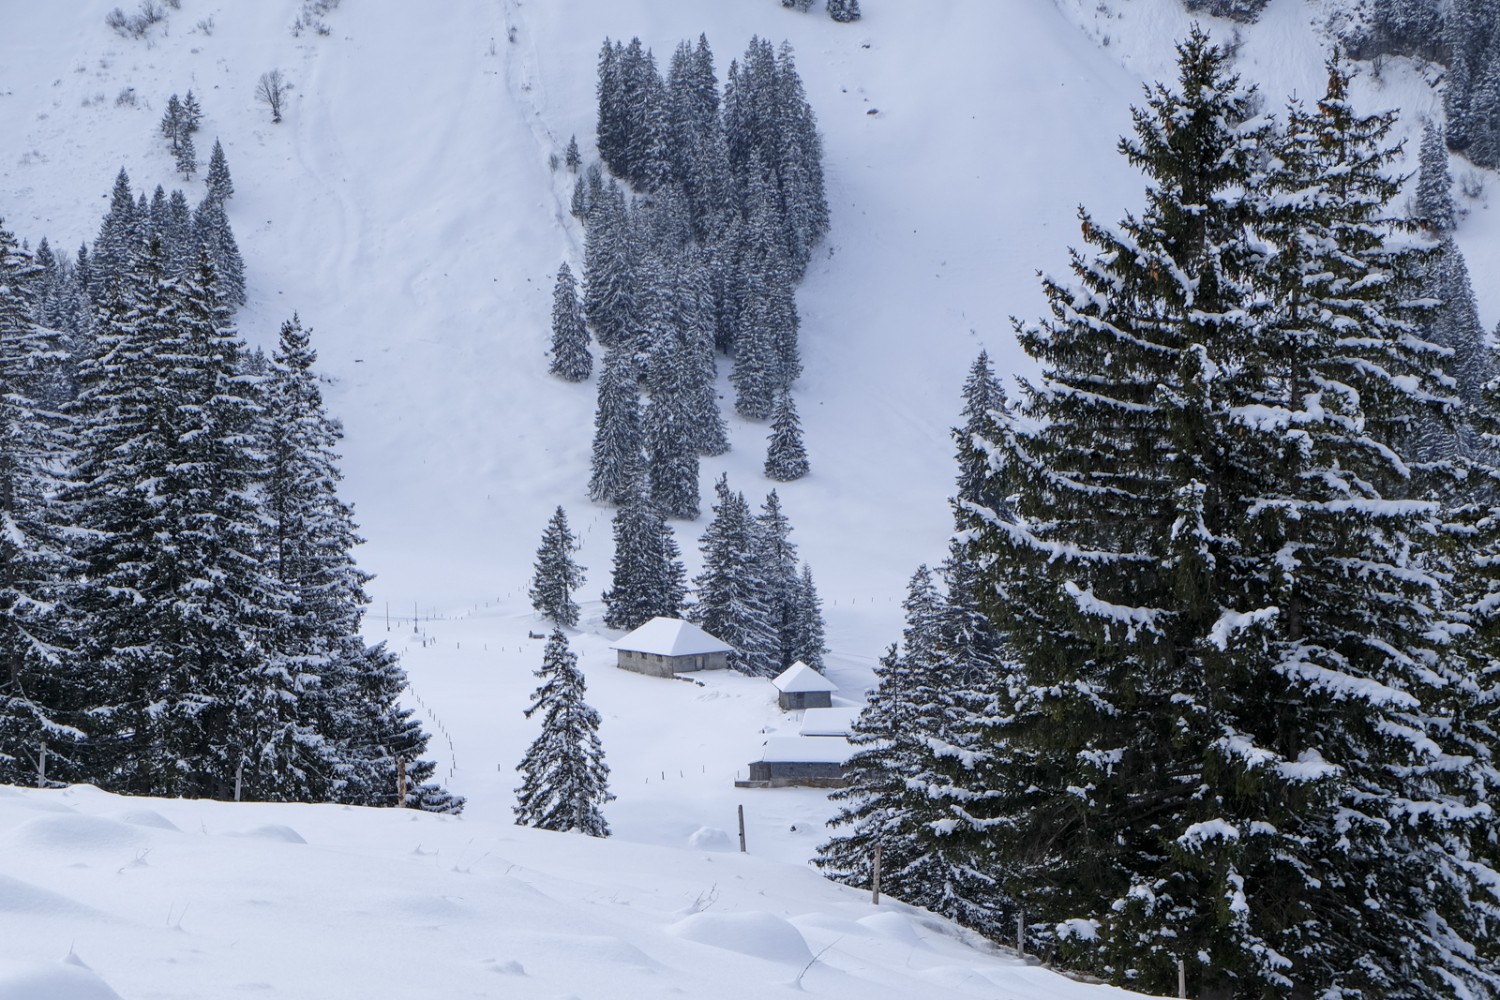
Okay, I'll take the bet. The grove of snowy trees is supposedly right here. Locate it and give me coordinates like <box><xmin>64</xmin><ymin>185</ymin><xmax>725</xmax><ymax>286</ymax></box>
<box><xmin>0</xmin><ymin>160</ymin><xmax>459</xmax><ymax>812</ymax></box>
<box><xmin>554</xmin><ymin>33</ymin><xmax>824</xmax><ymax>510</ymax></box>
<box><xmin>819</xmin><ymin>32</ymin><xmax>1500</xmax><ymax>998</ymax></box>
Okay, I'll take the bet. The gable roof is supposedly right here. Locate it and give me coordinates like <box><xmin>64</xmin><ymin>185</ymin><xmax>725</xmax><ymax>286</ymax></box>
<box><xmin>755</xmin><ymin>736</ymin><xmax>852</xmax><ymax>765</ymax></box>
<box><xmin>798</xmin><ymin>706</ymin><xmax>860</xmax><ymax>737</ymax></box>
<box><xmin>612</xmin><ymin>617</ymin><xmax>733</xmax><ymax>656</ymax></box>
<box><xmin>771</xmin><ymin>661</ymin><xmax>838</xmax><ymax>694</ymax></box>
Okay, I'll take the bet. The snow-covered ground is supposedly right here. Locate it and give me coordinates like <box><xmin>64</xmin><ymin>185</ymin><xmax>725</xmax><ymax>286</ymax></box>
<box><xmin>0</xmin><ymin>783</ymin><xmax>1160</xmax><ymax>1000</ymax></box>
<box><xmin>0</xmin><ymin>0</ymin><xmax>1487</xmax><ymax>996</ymax></box>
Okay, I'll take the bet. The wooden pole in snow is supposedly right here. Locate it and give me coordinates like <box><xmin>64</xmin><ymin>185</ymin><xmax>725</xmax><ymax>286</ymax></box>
<box><xmin>737</xmin><ymin>804</ymin><xmax>746</xmax><ymax>852</ymax></box>
<box><xmin>397</xmin><ymin>758</ymin><xmax>408</xmax><ymax>807</ymax></box>
<box><xmin>37</xmin><ymin>741</ymin><xmax>46</xmax><ymax>787</ymax></box>
<box><xmin>234</xmin><ymin>761</ymin><xmax>243</xmax><ymax>802</ymax></box>
<box><xmin>871</xmin><ymin>843</ymin><xmax>882</xmax><ymax>904</ymax></box>
<box><xmin>1017</xmin><ymin>909</ymin><xmax>1026</xmax><ymax>958</ymax></box>
<box><xmin>1178</xmin><ymin>958</ymin><xmax>1187</xmax><ymax>998</ymax></box>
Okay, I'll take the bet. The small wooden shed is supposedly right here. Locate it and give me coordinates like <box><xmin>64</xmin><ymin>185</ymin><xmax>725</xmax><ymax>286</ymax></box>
<box><xmin>770</xmin><ymin>661</ymin><xmax>837</xmax><ymax>710</ymax></box>
<box><xmin>613</xmin><ymin>617</ymin><xmax>732</xmax><ymax>678</ymax></box>
<box><xmin>742</xmin><ymin>737</ymin><xmax>850</xmax><ymax>788</ymax></box>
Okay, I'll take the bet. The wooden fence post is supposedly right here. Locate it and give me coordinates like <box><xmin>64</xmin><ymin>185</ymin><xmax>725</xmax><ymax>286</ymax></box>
<box><xmin>37</xmin><ymin>741</ymin><xmax>46</xmax><ymax>787</ymax></box>
<box><xmin>737</xmin><ymin>804</ymin><xmax>746</xmax><ymax>852</ymax></box>
<box><xmin>397</xmin><ymin>758</ymin><xmax>408</xmax><ymax>807</ymax></box>
<box><xmin>1017</xmin><ymin>908</ymin><xmax>1026</xmax><ymax>958</ymax></box>
<box><xmin>1178</xmin><ymin>958</ymin><xmax>1187</xmax><ymax>999</ymax></box>
<box><xmin>234</xmin><ymin>761</ymin><xmax>243</xmax><ymax>802</ymax></box>
<box><xmin>871</xmin><ymin>843</ymin><xmax>882</xmax><ymax>904</ymax></box>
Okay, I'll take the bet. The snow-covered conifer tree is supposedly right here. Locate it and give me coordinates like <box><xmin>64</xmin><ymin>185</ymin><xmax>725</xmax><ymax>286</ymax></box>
<box><xmin>206</xmin><ymin>139</ymin><xmax>234</xmax><ymax>203</ymax></box>
<box><xmin>602</xmin><ymin>476</ymin><xmax>685</xmax><ymax>631</ymax></box>
<box><xmin>529</xmin><ymin>506</ymin><xmax>586</xmax><ymax>628</ymax></box>
<box><xmin>764</xmin><ymin>389</ymin><xmax>809</xmax><ymax>481</ymax></box>
<box><xmin>691</xmin><ymin>476</ymin><xmax>778</xmax><ymax>675</ymax></box>
<box><xmin>827</xmin><ymin>0</ymin><xmax>862</xmax><ymax>23</ymax></box>
<box><xmin>193</xmin><ymin>193</ymin><xmax>246</xmax><ymax>306</ymax></box>
<box><xmin>0</xmin><ymin>223</ymin><xmax>82</xmax><ymax>786</ymax></box>
<box><xmin>514</xmin><ymin>628</ymin><xmax>613</xmax><ymax>836</ymax></box>
<box><xmin>960</xmin><ymin>37</ymin><xmax>1497</xmax><ymax>997</ymax></box>
<box><xmin>1416</xmin><ymin>118</ymin><xmax>1456</xmax><ymax>232</ymax></box>
<box><xmin>587</xmin><ymin>348</ymin><xmax>643</xmax><ymax>506</ymax></box>
<box><xmin>549</xmin><ymin>262</ymin><xmax>592</xmax><ymax>382</ymax></box>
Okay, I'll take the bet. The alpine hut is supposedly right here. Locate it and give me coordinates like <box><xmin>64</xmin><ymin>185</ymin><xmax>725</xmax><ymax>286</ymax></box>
<box><xmin>770</xmin><ymin>660</ymin><xmax>837</xmax><ymax>710</ymax></box>
<box><xmin>612</xmin><ymin>617</ymin><xmax>732</xmax><ymax>678</ymax></box>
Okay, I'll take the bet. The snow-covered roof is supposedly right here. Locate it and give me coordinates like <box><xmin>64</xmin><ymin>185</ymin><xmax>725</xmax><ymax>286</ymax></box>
<box><xmin>798</xmin><ymin>707</ymin><xmax>859</xmax><ymax>737</ymax></box>
<box><xmin>755</xmin><ymin>737</ymin><xmax>852</xmax><ymax>765</ymax></box>
<box><xmin>771</xmin><ymin>661</ymin><xmax>838</xmax><ymax>694</ymax></box>
<box><xmin>612</xmin><ymin>617</ymin><xmax>733</xmax><ymax>656</ymax></box>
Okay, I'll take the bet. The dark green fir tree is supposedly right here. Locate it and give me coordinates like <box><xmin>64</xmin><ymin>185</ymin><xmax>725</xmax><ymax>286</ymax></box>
<box><xmin>514</xmin><ymin>628</ymin><xmax>613</xmax><ymax>837</ymax></box>
<box><xmin>530</xmin><ymin>506</ymin><xmax>586</xmax><ymax>628</ymax></box>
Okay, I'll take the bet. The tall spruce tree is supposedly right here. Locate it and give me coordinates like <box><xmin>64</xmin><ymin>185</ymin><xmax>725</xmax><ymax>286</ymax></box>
<box><xmin>549</xmin><ymin>262</ymin><xmax>592</xmax><ymax>382</ymax></box>
<box><xmin>958</xmin><ymin>37</ymin><xmax>1498</xmax><ymax>997</ymax></box>
<box><xmin>601</xmin><ymin>475</ymin><xmax>685</xmax><ymax>631</ymax></box>
<box><xmin>764</xmin><ymin>389</ymin><xmax>809</xmax><ymax>481</ymax></box>
<box><xmin>206</xmin><ymin>138</ymin><xmax>234</xmax><ymax>203</ymax></box>
<box><xmin>193</xmin><ymin>194</ymin><xmax>246</xmax><ymax>306</ymax></box>
<box><xmin>691</xmin><ymin>476</ymin><xmax>778</xmax><ymax>675</ymax></box>
<box><xmin>788</xmin><ymin>563</ymin><xmax>828</xmax><ymax>671</ymax></box>
<box><xmin>818</xmin><ymin>569</ymin><xmax>982</xmax><ymax>923</ymax></box>
<box><xmin>675</xmin><ymin>248</ymin><xmax>730</xmax><ymax>457</ymax></box>
<box><xmin>530</xmin><ymin>506</ymin><xmax>586</xmax><ymax>628</ymax></box>
<box><xmin>643</xmin><ymin>349</ymin><xmax>701</xmax><ymax>520</ymax></box>
<box><xmin>1416</xmin><ymin>118</ymin><xmax>1456</xmax><ymax>232</ymax></box>
<box><xmin>587</xmin><ymin>348</ymin><xmax>644</xmax><ymax>506</ymax></box>
<box><xmin>514</xmin><ymin>628</ymin><xmax>613</xmax><ymax>836</ymax></box>
<box><xmin>258</xmin><ymin>313</ymin><xmax>457</xmax><ymax>809</ymax></box>
<box><xmin>90</xmin><ymin>168</ymin><xmax>140</xmax><ymax>303</ymax></box>
<box><xmin>582</xmin><ymin>181</ymin><xmax>634</xmax><ymax>349</ymax></box>
<box><xmin>70</xmin><ymin>242</ymin><xmax>277</xmax><ymax>798</ymax></box>
<box><xmin>0</xmin><ymin>223</ymin><xmax>81</xmax><ymax>786</ymax></box>
<box><xmin>953</xmin><ymin>350</ymin><xmax>1009</xmax><ymax>528</ymax></box>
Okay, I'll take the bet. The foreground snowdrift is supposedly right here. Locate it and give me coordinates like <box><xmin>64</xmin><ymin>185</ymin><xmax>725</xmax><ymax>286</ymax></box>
<box><xmin>0</xmin><ymin>784</ymin><xmax>1153</xmax><ymax>1000</ymax></box>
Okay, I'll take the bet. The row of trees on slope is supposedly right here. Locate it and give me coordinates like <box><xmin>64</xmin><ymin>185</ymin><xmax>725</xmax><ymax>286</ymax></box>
<box><xmin>819</xmin><ymin>32</ymin><xmax>1500</xmax><ymax>999</ymax></box>
<box><xmin>0</xmin><ymin>167</ymin><xmax>458</xmax><ymax>811</ymax></box>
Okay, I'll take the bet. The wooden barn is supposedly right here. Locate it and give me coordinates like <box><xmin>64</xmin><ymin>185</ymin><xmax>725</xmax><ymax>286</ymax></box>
<box><xmin>612</xmin><ymin>617</ymin><xmax>732</xmax><ymax>678</ymax></box>
<box><xmin>770</xmin><ymin>661</ymin><xmax>837</xmax><ymax>710</ymax></box>
<box><xmin>740</xmin><ymin>737</ymin><xmax>851</xmax><ymax>788</ymax></box>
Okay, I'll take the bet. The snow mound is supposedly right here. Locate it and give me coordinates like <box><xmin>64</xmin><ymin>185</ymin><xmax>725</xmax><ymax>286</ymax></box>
<box><xmin>111</xmin><ymin>809</ymin><xmax>180</xmax><ymax>832</ymax></box>
<box><xmin>0</xmin><ymin>961</ymin><xmax>123</xmax><ymax>1000</ymax></box>
<box><xmin>857</xmin><ymin>910</ymin><xmax>927</xmax><ymax>948</ymax></box>
<box><xmin>228</xmin><ymin>825</ymin><xmax>307</xmax><ymax>844</ymax></box>
<box><xmin>667</xmin><ymin>911</ymin><xmax>814</xmax><ymax>965</ymax></box>
<box><xmin>545</xmin><ymin>934</ymin><xmax>661</xmax><ymax>972</ymax></box>
<box><xmin>0</xmin><ymin>875</ymin><xmax>101</xmax><ymax>920</ymax></box>
<box><xmin>485</xmin><ymin>959</ymin><xmax>526</xmax><ymax>976</ymax></box>
<box><xmin>686</xmin><ymin>826</ymin><xmax>733</xmax><ymax>852</ymax></box>
<box><xmin>9</xmin><ymin>815</ymin><xmax>142</xmax><ymax>852</ymax></box>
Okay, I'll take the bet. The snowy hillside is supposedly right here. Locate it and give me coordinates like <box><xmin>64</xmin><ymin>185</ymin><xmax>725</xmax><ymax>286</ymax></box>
<box><xmin>3</xmin><ymin>0</ymin><xmax>1491</xmax><ymax>996</ymax></box>
<box><xmin>0</xmin><ymin>783</ymin><xmax>1161</xmax><ymax>1000</ymax></box>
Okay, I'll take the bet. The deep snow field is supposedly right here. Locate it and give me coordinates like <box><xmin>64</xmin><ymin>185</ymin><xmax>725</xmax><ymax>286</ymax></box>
<box><xmin>0</xmin><ymin>0</ymin><xmax>1490</xmax><ymax>996</ymax></box>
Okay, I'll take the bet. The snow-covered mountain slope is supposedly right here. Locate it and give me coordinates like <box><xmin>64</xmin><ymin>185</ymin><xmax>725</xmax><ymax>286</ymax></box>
<box><xmin>1</xmin><ymin>0</ymin><xmax>1491</xmax><ymax>996</ymax></box>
